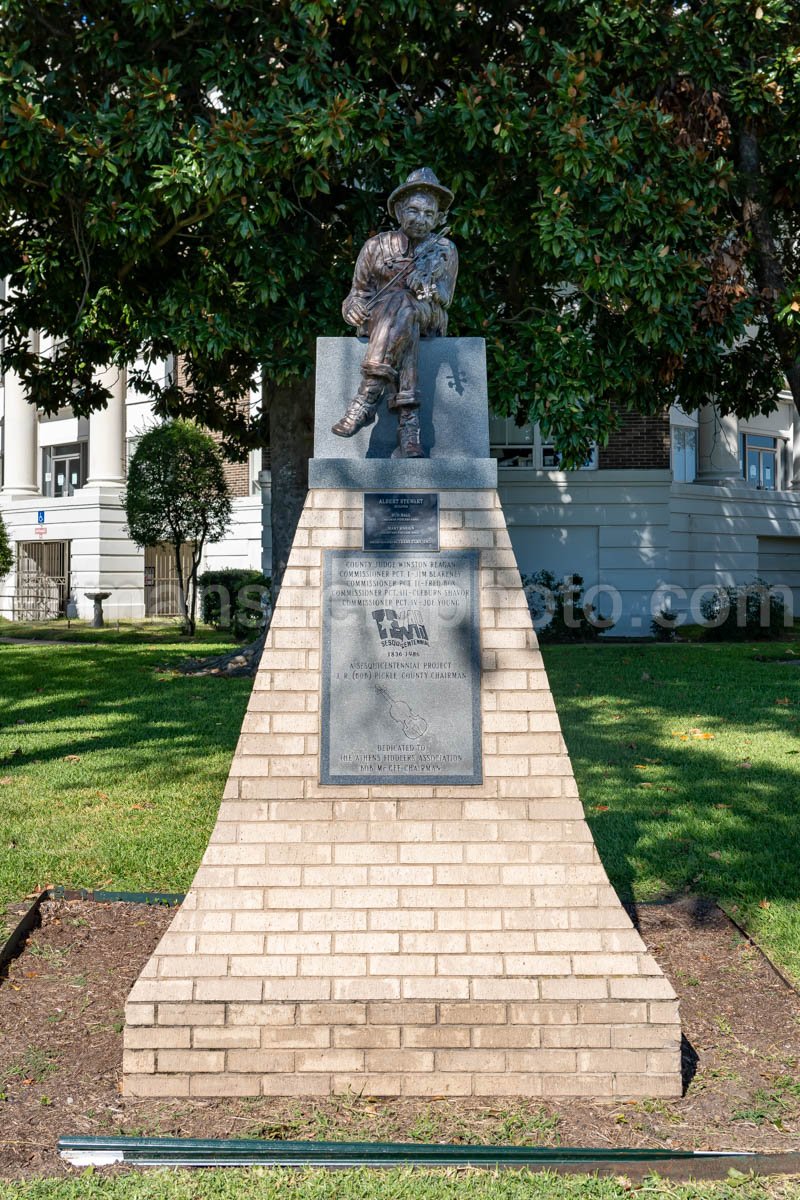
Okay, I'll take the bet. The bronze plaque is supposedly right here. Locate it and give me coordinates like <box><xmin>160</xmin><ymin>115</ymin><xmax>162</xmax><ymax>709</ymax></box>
<box><xmin>363</xmin><ymin>492</ymin><xmax>439</xmax><ymax>552</ymax></box>
<box><xmin>321</xmin><ymin>549</ymin><xmax>481</xmax><ymax>785</ymax></box>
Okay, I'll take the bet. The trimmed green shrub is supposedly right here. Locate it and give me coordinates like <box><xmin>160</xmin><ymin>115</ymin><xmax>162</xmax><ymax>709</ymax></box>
<box><xmin>700</xmin><ymin>578</ymin><xmax>788</xmax><ymax>641</ymax></box>
<box><xmin>0</xmin><ymin>510</ymin><xmax>12</xmax><ymax>579</ymax></box>
<box><xmin>522</xmin><ymin>570</ymin><xmax>614</xmax><ymax>642</ymax></box>
<box><xmin>199</xmin><ymin>569</ymin><xmax>271</xmax><ymax>639</ymax></box>
<box><xmin>651</xmin><ymin>609</ymin><xmax>679</xmax><ymax>642</ymax></box>
<box><xmin>124</xmin><ymin>420</ymin><xmax>232</xmax><ymax>635</ymax></box>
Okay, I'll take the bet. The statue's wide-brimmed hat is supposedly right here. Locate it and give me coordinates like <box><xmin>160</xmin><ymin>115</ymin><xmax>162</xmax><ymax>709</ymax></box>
<box><xmin>387</xmin><ymin>167</ymin><xmax>454</xmax><ymax>218</ymax></box>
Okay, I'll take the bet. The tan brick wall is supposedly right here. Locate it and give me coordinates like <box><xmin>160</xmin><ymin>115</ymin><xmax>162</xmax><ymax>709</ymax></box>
<box><xmin>124</xmin><ymin>488</ymin><xmax>682</xmax><ymax>1099</ymax></box>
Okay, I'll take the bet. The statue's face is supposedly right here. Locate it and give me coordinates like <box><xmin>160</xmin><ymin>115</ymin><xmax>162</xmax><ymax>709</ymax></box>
<box><xmin>397</xmin><ymin>191</ymin><xmax>439</xmax><ymax>240</ymax></box>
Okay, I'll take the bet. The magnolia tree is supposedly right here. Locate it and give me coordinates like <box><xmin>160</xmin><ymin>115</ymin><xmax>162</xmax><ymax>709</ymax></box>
<box><xmin>1</xmin><ymin>1</ymin><xmax>799</xmax><ymax>580</ymax></box>
<box><xmin>124</xmin><ymin>421</ymin><xmax>232</xmax><ymax>635</ymax></box>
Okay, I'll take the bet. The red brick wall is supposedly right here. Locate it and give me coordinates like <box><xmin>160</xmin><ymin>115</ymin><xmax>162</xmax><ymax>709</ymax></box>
<box><xmin>174</xmin><ymin>354</ymin><xmax>253</xmax><ymax>498</ymax></box>
<box><xmin>598</xmin><ymin>409</ymin><xmax>670</xmax><ymax>470</ymax></box>
<box><xmin>221</xmin><ymin>456</ymin><xmax>251</xmax><ymax>498</ymax></box>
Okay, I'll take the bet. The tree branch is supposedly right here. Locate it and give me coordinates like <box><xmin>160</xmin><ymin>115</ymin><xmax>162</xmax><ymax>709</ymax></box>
<box><xmin>117</xmin><ymin>199</ymin><xmax>227</xmax><ymax>280</ymax></box>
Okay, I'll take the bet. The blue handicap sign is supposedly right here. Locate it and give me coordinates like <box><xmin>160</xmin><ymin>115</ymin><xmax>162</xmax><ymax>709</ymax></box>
<box><xmin>37</xmin><ymin>510</ymin><xmax>45</xmax><ymax>524</ymax></box>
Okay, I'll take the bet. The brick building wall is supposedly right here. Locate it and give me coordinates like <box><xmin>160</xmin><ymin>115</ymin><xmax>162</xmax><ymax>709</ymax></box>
<box><xmin>174</xmin><ymin>354</ymin><xmax>254</xmax><ymax>499</ymax></box>
<box><xmin>220</xmin><ymin>455</ymin><xmax>251</xmax><ymax>499</ymax></box>
<box><xmin>598</xmin><ymin>410</ymin><xmax>670</xmax><ymax>470</ymax></box>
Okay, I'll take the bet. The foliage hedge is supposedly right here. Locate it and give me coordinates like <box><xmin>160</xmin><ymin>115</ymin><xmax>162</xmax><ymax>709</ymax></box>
<box><xmin>700</xmin><ymin>579</ymin><xmax>788</xmax><ymax>641</ymax></box>
<box><xmin>0</xmin><ymin>510</ymin><xmax>12</xmax><ymax>579</ymax></box>
<box><xmin>199</xmin><ymin>569</ymin><xmax>271</xmax><ymax>639</ymax></box>
<box><xmin>522</xmin><ymin>570</ymin><xmax>613</xmax><ymax>642</ymax></box>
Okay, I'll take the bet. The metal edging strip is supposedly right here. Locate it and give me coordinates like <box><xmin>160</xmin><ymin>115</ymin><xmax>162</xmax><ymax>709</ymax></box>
<box><xmin>58</xmin><ymin>1135</ymin><xmax>759</xmax><ymax>1170</ymax></box>
<box><xmin>0</xmin><ymin>892</ymin><xmax>45</xmax><ymax>974</ymax></box>
<box><xmin>1</xmin><ymin>889</ymin><xmax>184</xmax><ymax>979</ymax></box>
<box><xmin>46</xmin><ymin>887</ymin><xmax>185</xmax><ymax>905</ymax></box>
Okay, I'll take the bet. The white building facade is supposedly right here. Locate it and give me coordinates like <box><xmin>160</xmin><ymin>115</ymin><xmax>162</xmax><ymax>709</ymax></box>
<box><xmin>493</xmin><ymin>395</ymin><xmax>800</xmax><ymax>634</ymax></box>
<box><xmin>1</xmin><ymin>361</ymin><xmax>799</xmax><ymax>635</ymax></box>
<box><xmin>0</xmin><ymin>361</ymin><xmax>268</xmax><ymax>624</ymax></box>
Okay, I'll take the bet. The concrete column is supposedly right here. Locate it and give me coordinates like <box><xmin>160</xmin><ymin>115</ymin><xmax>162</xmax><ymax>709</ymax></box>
<box><xmin>790</xmin><ymin>408</ymin><xmax>800</xmax><ymax>489</ymax></box>
<box><xmin>86</xmin><ymin>366</ymin><xmax>126</xmax><ymax>487</ymax></box>
<box><xmin>696</xmin><ymin>403</ymin><xmax>741</xmax><ymax>484</ymax></box>
<box><xmin>1</xmin><ymin>365</ymin><xmax>38</xmax><ymax>495</ymax></box>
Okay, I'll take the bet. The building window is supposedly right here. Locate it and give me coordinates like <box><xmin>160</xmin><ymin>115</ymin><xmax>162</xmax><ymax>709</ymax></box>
<box><xmin>42</xmin><ymin>442</ymin><xmax>88</xmax><ymax>497</ymax></box>
<box><xmin>490</xmin><ymin>416</ymin><xmax>597</xmax><ymax>470</ymax></box>
<box><xmin>490</xmin><ymin>415</ymin><xmax>534</xmax><ymax>466</ymax></box>
<box><xmin>740</xmin><ymin>433</ymin><xmax>779</xmax><ymax>490</ymax></box>
<box><xmin>672</xmin><ymin>427</ymin><xmax>697</xmax><ymax>482</ymax></box>
<box><xmin>541</xmin><ymin>441</ymin><xmax>599</xmax><ymax>470</ymax></box>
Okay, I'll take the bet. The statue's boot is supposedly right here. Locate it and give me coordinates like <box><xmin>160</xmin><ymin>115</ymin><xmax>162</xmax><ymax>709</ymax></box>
<box><xmin>331</xmin><ymin>362</ymin><xmax>397</xmax><ymax>438</ymax></box>
<box><xmin>331</xmin><ymin>388</ymin><xmax>380</xmax><ymax>437</ymax></box>
<box><xmin>398</xmin><ymin>407</ymin><xmax>424</xmax><ymax>458</ymax></box>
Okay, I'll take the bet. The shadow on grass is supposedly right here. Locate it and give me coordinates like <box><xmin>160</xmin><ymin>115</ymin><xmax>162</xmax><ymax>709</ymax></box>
<box><xmin>543</xmin><ymin>643</ymin><xmax>800</xmax><ymax>976</ymax></box>
<box><xmin>681</xmin><ymin>1034</ymin><xmax>700</xmax><ymax>1093</ymax></box>
<box><xmin>563</xmin><ymin>696</ymin><xmax>800</xmax><ymax>907</ymax></box>
<box><xmin>0</xmin><ymin>643</ymin><xmax>252</xmax><ymax>902</ymax></box>
<box><xmin>0</xmin><ymin>642</ymin><xmax>247</xmax><ymax>774</ymax></box>
<box><xmin>0</xmin><ymin>617</ymin><xmax>231</xmax><ymax>647</ymax></box>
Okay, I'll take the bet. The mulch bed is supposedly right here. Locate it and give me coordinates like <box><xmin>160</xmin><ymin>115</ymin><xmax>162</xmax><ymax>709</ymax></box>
<box><xmin>1</xmin><ymin>895</ymin><xmax>799</xmax><ymax>1179</ymax></box>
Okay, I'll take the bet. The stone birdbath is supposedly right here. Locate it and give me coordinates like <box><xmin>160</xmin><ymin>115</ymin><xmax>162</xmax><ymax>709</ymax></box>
<box><xmin>84</xmin><ymin>592</ymin><xmax>111</xmax><ymax>629</ymax></box>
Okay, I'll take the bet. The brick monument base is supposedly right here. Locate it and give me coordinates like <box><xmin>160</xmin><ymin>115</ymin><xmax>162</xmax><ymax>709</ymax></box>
<box><xmin>124</xmin><ymin>484</ymin><xmax>682</xmax><ymax>1099</ymax></box>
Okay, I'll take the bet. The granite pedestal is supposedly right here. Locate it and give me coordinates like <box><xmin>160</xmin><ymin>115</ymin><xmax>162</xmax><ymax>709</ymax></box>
<box><xmin>310</xmin><ymin>337</ymin><xmax>497</xmax><ymax>489</ymax></box>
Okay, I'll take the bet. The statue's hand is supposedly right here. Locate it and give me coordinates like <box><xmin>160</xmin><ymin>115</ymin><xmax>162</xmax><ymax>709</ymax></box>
<box><xmin>344</xmin><ymin>298</ymin><xmax>369</xmax><ymax>326</ymax></box>
<box><xmin>407</xmin><ymin>269</ymin><xmax>436</xmax><ymax>302</ymax></box>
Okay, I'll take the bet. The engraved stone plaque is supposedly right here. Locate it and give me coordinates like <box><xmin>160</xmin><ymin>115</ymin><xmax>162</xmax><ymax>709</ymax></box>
<box><xmin>363</xmin><ymin>493</ymin><xmax>439</xmax><ymax>552</ymax></box>
<box><xmin>321</xmin><ymin>549</ymin><xmax>481</xmax><ymax>785</ymax></box>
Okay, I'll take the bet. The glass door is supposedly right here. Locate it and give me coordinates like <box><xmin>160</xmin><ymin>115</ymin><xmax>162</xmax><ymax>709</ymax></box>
<box><xmin>42</xmin><ymin>442</ymin><xmax>87</xmax><ymax>497</ymax></box>
<box><xmin>742</xmin><ymin>435</ymin><xmax>778</xmax><ymax>490</ymax></box>
<box><xmin>52</xmin><ymin>450</ymin><xmax>82</xmax><ymax>497</ymax></box>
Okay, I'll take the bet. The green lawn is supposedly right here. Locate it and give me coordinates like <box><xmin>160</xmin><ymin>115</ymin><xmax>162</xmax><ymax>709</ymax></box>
<box><xmin>0</xmin><ymin>617</ymin><xmax>231</xmax><ymax>646</ymax></box>
<box><xmin>2</xmin><ymin>634</ymin><xmax>800</xmax><ymax>1197</ymax></box>
<box><xmin>0</xmin><ymin>1167</ymin><xmax>792</xmax><ymax>1200</ymax></box>
<box><xmin>0</xmin><ymin>631</ymin><xmax>250</xmax><ymax>937</ymax></box>
<box><xmin>543</xmin><ymin>643</ymin><xmax>800</xmax><ymax>982</ymax></box>
<box><xmin>1</xmin><ymin>634</ymin><xmax>799</xmax><ymax>978</ymax></box>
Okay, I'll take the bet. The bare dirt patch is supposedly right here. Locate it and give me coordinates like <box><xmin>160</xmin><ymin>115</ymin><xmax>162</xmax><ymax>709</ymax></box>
<box><xmin>1</xmin><ymin>896</ymin><xmax>799</xmax><ymax>1179</ymax></box>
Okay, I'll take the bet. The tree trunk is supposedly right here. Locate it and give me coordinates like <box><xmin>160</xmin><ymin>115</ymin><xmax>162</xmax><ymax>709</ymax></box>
<box><xmin>739</xmin><ymin>127</ymin><xmax>800</xmax><ymax>415</ymax></box>
<box><xmin>188</xmin><ymin>538</ymin><xmax>205</xmax><ymax>635</ymax></box>
<box><xmin>172</xmin><ymin>540</ymin><xmax>194</xmax><ymax>635</ymax></box>
<box><xmin>267</xmin><ymin>374</ymin><xmax>315</xmax><ymax>602</ymax></box>
<box><xmin>177</xmin><ymin>626</ymin><xmax>267</xmax><ymax>677</ymax></box>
